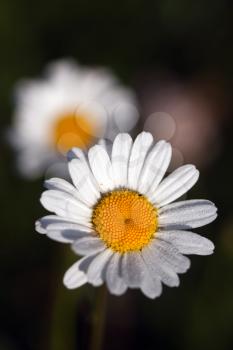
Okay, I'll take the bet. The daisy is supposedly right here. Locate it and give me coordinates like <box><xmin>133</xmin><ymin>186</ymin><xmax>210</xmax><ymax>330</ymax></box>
<box><xmin>10</xmin><ymin>59</ymin><xmax>138</xmax><ymax>178</ymax></box>
<box><xmin>36</xmin><ymin>132</ymin><xmax>217</xmax><ymax>299</ymax></box>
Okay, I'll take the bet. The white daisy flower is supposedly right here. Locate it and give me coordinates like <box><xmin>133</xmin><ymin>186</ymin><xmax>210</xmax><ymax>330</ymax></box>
<box><xmin>36</xmin><ymin>132</ymin><xmax>217</xmax><ymax>299</ymax></box>
<box><xmin>10</xmin><ymin>59</ymin><xmax>138</xmax><ymax>178</ymax></box>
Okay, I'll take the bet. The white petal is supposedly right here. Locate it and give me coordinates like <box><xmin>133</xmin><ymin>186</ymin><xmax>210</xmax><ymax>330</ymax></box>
<box><xmin>88</xmin><ymin>145</ymin><xmax>114</xmax><ymax>192</ymax></box>
<box><xmin>111</xmin><ymin>133</ymin><xmax>132</xmax><ymax>187</ymax></box>
<box><xmin>45</xmin><ymin>221</ymin><xmax>92</xmax><ymax>233</ymax></box>
<box><xmin>128</xmin><ymin>132</ymin><xmax>153</xmax><ymax>190</ymax></box>
<box><xmin>98</xmin><ymin>138</ymin><xmax>112</xmax><ymax>157</ymax></box>
<box><xmin>45</xmin><ymin>177</ymin><xmax>95</xmax><ymax>207</ymax></box>
<box><xmin>36</xmin><ymin>215</ymin><xmax>92</xmax><ymax>232</ymax></box>
<box><xmin>35</xmin><ymin>215</ymin><xmax>92</xmax><ymax>242</ymax></box>
<box><xmin>121</xmin><ymin>252</ymin><xmax>145</xmax><ymax>288</ymax></box>
<box><xmin>63</xmin><ymin>259</ymin><xmax>88</xmax><ymax>289</ymax></box>
<box><xmin>138</xmin><ymin>140</ymin><xmax>172</xmax><ymax>195</ymax></box>
<box><xmin>106</xmin><ymin>253</ymin><xmax>127</xmax><ymax>296</ymax></box>
<box><xmin>142</xmin><ymin>245</ymin><xmax>179</xmax><ymax>287</ymax></box>
<box><xmin>44</xmin><ymin>178</ymin><xmax>78</xmax><ymax>196</ymax></box>
<box><xmin>78</xmin><ymin>254</ymin><xmax>98</xmax><ymax>272</ymax></box>
<box><xmin>140</xmin><ymin>269</ymin><xmax>162</xmax><ymax>299</ymax></box>
<box><xmin>47</xmin><ymin>230</ymin><xmax>88</xmax><ymax>243</ymax></box>
<box><xmin>40</xmin><ymin>190</ymin><xmax>92</xmax><ymax>224</ymax></box>
<box><xmin>151</xmin><ymin>165</ymin><xmax>199</xmax><ymax>207</ymax></box>
<box><xmin>159</xmin><ymin>200</ymin><xmax>217</xmax><ymax>229</ymax></box>
<box><xmin>150</xmin><ymin>239</ymin><xmax>190</xmax><ymax>273</ymax></box>
<box><xmin>35</xmin><ymin>215</ymin><xmax>55</xmax><ymax>234</ymax></box>
<box><xmin>78</xmin><ymin>254</ymin><xmax>102</xmax><ymax>285</ymax></box>
<box><xmin>156</xmin><ymin>230</ymin><xmax>215</xmax><ymax>255</ymax></box>
<box><xmin>86</xmin><ymin>249</ymin><xmax>113</xmax><ymax>286</ymax></box>
<box><xmin>72</xmin><ymin>236</ymin><xmax>105</xmax><ymax>256</ymax></box>
<box><xmin>47</xmin><ymin>226</ymin><xmax>90</xmax><ymax>243</ymax></box>
<box><xmin>68</xmin><ymin>158</ymin><xmax>100</xmax><ymax>206</ymax></box>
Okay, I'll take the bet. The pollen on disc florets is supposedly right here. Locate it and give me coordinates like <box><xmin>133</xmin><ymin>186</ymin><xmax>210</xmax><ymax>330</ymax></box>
<box><xmin>92</xmin><ymin>189</ymin><xmax>158</xmax><ymax>253</ymax></box>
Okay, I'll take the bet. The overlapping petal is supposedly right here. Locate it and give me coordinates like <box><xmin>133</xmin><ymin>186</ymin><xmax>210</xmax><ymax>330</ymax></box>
<box><xmin>128</xmin><ymin>132</ymin><xmax>153</xmax><ymax>190</ymax></box>
<box><xmin>111</xmin><ymin>133</ymin><xmax>132</xmax><ymax>187</ymax></box>
<box><xmin>158</xmin><ymin>199</ymin><xmax>217</xmax><ymax>229</ymax></box>
<box><xmin>151</xmin><ymin>165</ymin><xmax>199</xmax><ymax>207</ymax></box>
<box><xmin>138</xmin><ymin>140</ymin><xmax>172</xmax><ymax>195</ymax></box>
<box><xmin>88</xmin><ymin>145</ymin><xmax>114</xmax><ymax>192</ymax></box>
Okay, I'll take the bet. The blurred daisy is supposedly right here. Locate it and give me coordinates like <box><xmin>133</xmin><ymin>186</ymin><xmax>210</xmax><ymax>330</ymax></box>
<box><xmin>10</xmin><ymin>59</ymin><xmax>138</xmax><ymax>178</ymax></box>
<box><xmin>36</xmin><ymin>132</ymin><xmax>217</xmax><ymax>299</ymax></box>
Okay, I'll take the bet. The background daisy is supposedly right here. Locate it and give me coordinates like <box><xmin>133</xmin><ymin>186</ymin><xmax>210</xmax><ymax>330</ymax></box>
<box><xmin>36</xmin><ymin>132</ymin><xmax>217</xmax><ymax>299</ymax></box>
<box><xmin>9</xmin><ymin>59</ymin><xmax>138</xmax><ymax>178</ymax></box>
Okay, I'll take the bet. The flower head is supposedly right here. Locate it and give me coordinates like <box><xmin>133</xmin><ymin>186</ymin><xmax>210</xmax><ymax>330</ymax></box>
<box><xmin>10</xmin><ymin>59</ymin><xmax>138</xmax><ymax>178</ymax></box>
<box><xmin>36</xmin><ymin>132</ymin><xmax>217</xmax><ymax>299</ymax></box>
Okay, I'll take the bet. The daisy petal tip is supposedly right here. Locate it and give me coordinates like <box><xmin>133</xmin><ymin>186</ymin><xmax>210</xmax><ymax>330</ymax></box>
<box><xmin>115</xmin><ymin>132</ymin><xmax>131</xmax><ymax>140</ymax></box>
<box><xmin>88</xmin><ymin>144</ymin><xmax>106</xmax><ymax>166</ymax></box>
<box><xmin>108</xmin><ymin>288</ymin><xmax>127</xmax><ymax>297</ymax></box>
<box><xmin>182</xmin><ymin>260</ymin><xmax>191</xmax><ymax>273</ymax></box>
<box><xmin>141</xmin><ymin>286</ymin><xmax>162</xmax><ymax>299</ymax></box>
<box><xmin>182</xmin><ymin>164</ymin><xmax>199</xmax><ymax>175</ymax></box>
<box><xmin>158</xmin><ymin>139</ymin><xmax>168</xmax><ymax>146</ymax></box>
<box><xmin>137</xmin><ymin>131</ymin><xmax>154</xmax><ymax>144</ymax></box>
<box><xmin>166</xmin><ymin>140</ymin><xmax>172</xmax><ymax>151</ymax></box>
<box><xmin>91</xmin><ymin>279</ymin><xmax>104</xmax><ymax>287</ymax></box>
<box><xmin>156</xmin><ymin>139</ymin><xmax>172</xmax><ymax>153</ymax></box>
<box><xmin>43</xmin><ymin>178</ymin><xmax>57</xmax><ymax>189</ymax></box>
<box><xmin>187</xmin><ymin>164</ymin><xmax>199</xmax><ymax>178</ymax></box>
<box><xmin>141</xmin><ymin>291</ymin><xmax>156</xmax><ymax>299</ymax></box>
<box><xmin>35</xmin><ymin>219</ymin><xmax>46</xmax><ymax>234</ymax></box>
<box><xmin>71</xmin><ymin>244</ymin><xmax>77</xmax><ymax>255</ymax></box>
<box><xmin>63</xmin><ymin>266</ymin><xmax>87</xmax><ymax>290</ymax></box>
<box><xmin>159</xmin><ymin>138</ymin><xmax>166</xmax><ymax>143</ymax></box>
<box><xmin>88</xmin><ymin>143</ymin><xmax>100</xmax><ymax>154</ymax></box>
<box><xmin>63</xmin><ymin>280</ymin><xmax>76</xmax><ymax>290</ymax></box>
<box><xmin>67</xmin><ymin>148</ymin><xmax>77</xmax><ymax>161</ymax></box>
<box><xmin>193</xmin><ymin>165</ymin><xmax>199</xmax><ymax>175</ymax></box>
<box><xmin>210</xmin><ymin>201</ymin><xmax>218</xmax><ymax>211</ymax></box>
<box><xmin>186</xmin><ymin>164</ymin><xmax>197</xmax><ymax>169</ymax></box>
<box><xmin>196</xmin><ymin>169</ymin><xmax>200</xmax><ymax>181</ymax></box>
<box><xmin>165</xmin><ymin>142</ymin><xmax>172</xmax><ymax>160</ymax></box>
<box><xmin>202</xmin><ymin>239</ymin><xmax>215</xmax><ymax>255</ymax></box>
<box><xmin>206</xmin><ymin>248</ymin><xmax>215</xmax><ymax>256</ymax></box>
<box><xmin>208</xmin><ymin>239</ymin><xmax>215</xmax><ymax>250</ymax></box>
<box><xmin>143</xmin><ymin>131</ymin><xmax>154</xmax><ymax>140</ymax></box>
<box><xmin>67</xmin><ymin>147</ymin><xmax>85</xmax><ymax>162</ymax></box>
<box><xmin>174</xmin><ymin>279</ymin><xmax>180</xmax><ymax>288</ymax></box>
<box><xmin>39</xmin><ymin>193</ymin><xmax>47</xmax><ymax>208</ymax></box>
<box><xmin>43</xmin><ymin>179</ymin><xmax>50</xmax><ymax>188</ymax></box>
<box><xmin>207</xmin><ymin>208</ymin><xmax>218</xmax><ymax>223</ymax></box>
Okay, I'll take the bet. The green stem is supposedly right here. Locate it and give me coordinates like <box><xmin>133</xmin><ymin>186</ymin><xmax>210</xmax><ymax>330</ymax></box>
<box><xmin>89</xmin><ymin>286</ymin><xmax>108</xmax><ymax>350</ymax></box>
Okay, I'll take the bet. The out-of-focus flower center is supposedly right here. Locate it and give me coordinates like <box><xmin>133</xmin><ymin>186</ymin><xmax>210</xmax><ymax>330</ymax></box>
<box><xmin>53</xmin><ymin>112</ymin><xmax>95</xmax><ymax>153</ymax></box>
<box><xmin>92</xmin><ymin>189</ymin><xmax>158</xmax><ymax>253</ymax></box>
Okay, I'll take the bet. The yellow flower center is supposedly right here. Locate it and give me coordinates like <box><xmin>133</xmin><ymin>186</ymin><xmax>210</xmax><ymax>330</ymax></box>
<box><xmin>92</xmin><ymin>190</ymin><xmax>158</xmax><ymax>253</ymax></box>
<box><xmin>53</xmin><ymin>112</ymin><xmax>95</xmax><ymax>153</ymax></box>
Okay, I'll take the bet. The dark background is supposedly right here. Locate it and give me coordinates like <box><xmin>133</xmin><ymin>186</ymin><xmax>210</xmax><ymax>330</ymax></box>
<box><xmin>1</xmin><ymin>1</ymin><xmax>233</xmax><ymax>349</ymax></box>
